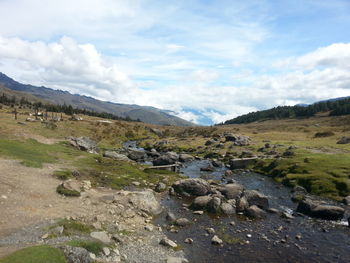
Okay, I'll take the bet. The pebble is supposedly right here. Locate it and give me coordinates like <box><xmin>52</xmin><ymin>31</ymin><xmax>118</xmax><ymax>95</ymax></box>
<box><xmin>184</xmin><ymin>238</ymin><xmax>193</xmax><ymax>244</ymax></box>
<box><xmin>193</xmin><ymin>210</ymin><xmax>204</xmax><ymax>215</ymax></box>
<box><xmin>229</xmin><ymin>221</ymin><xmax>235</xmax><ymax>226</ymax></box>
<box><xmin>103</xmin><ymin>247</ymin><xmax>110</xmax><ymax>256</ymax></box>
<box><xmin>160</xmin><ymin>238</ymin><xmax>178</xmax><ymax>248</ymax></box>
<box><xmin>211</xmin><ymin>235</ymin><xmax>223</xmax><ymax>245</ymax></box>
<box><xmin>89</xmin><ymin>253</ymin><xmax>96</xmax><ymax>260</ymax></box>
<box><xmin>1</xmin><ymin>195</ymin><xmax>7</xmax><ymax>199</ymax></box>
<box><xmin>206</xmin><ymin>228</ymin><xmax>215</xmax><ymax>234</ymax></box>
<box><xmin>246</xmin><ymin>234</ymin><xmax>252</xmax><ymax>238</ymax></box>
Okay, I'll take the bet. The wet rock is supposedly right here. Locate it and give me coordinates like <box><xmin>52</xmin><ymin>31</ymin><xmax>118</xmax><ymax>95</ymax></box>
<box><xmin>191</xmin><ymin>195</ymin><xmax>212</xmax><ymax>210</ymax></box>
<box><xmin>245</xmin><ymin>205</ymin><xmax>266</xmax><ymax>219</ymax></box>
<box><xmin>160</xmin><ymin>238</ymin><xmax>177</xmax><ymax>248</ymax></box>
<box><xmin>153</xmin><ymin>152</ymin><xmax>179</xmax><ymax>165</ymax></box>
<box><xmin>127</xmin><ymin>149</ymin><xmax>146</xmax><ymax>161</ymax></box>
<box><xmin>229</xmin><ymin>158</ymin><xmax>257</xmax><ymax>169</ymax></box>
<box><xmin>224</xmin><ymin>170</ymin><xmax>233</xmax><ymax>177</ymax></box>
<box><xmin>337</xmin><ymin>136</ymin><xmax>350</xmax><ymax>144</ymax></box>
<box><xmin>69</xmin><ymin>137</ymin><xmax>98</xmax><ymax>154</ymax></box>
<box><xmin>211</xmin><ymin>235</ymin><xmax>223</xmax><ymax>245</ymax></box>
<box><xmin>267</xmin><ymin>208</ymin><xmax>280</xmax><ymax>214</ymax></box>
<box><xmin>220</xmin><ymin>202</ymin><xmax>236</xmax><ymax>215</ymax></box>
<box><xmin>206</xmin><ymin>228</ymin><xmax>215</xmax><ymax>234</ymax></box>
<box><xmin>243</xmin><ymin>190</ymin><xmax>269</xmax><ymax>210</ymax></box>
<box><xmin>212</xmin><ymin>159</ymin><xmax>223</xmax><ymax>167</ymax></box>
<box><xmin>61</xmin><ymin>246</ymin><xmax>92</xmax><ymax>263</ymax></box>
<box><xmin>217</xmin><ymin>183</ymin><xmax>244</xmax><ymax>199</ymax></box>
<box><xmin>207</xmin><ymin>197</ymin><xmax>221</xmax><ymax>213</ymax></box>
<box><xmin>166</xmin><ymin>212</ymin><xmax>176</xmax><ymax>222</ymax></box>
<box><xmin>103</xmin><ymin>151</ymin><xmax>130</xmax><ymax>161</ymax></box>
<box><xmin>179</xmin><ymin>154</ymin><xmax>195</xmax><ymax>162</ymax></box>
<box><xmin>200</xmin><ymin>165</ymin><xmax>215</xmax><ymax>172</ymax></box>
<box><xmin>172</xmin><ymin>178</ymin><xmax>211</xmax><ymax>196</ymax></box>
<box><xmin>155</xmin><ymin>182</ymin><xmax>167</xmax><ymax>192</ymax></box>
<box><xmin>296</xmin><ymin>199</ymin><xmax>345</xmax><ymax>220</ymax></box>
<box><xmin>175</xmin><ymin>218</ymin><xmax>191</xmax><ymax>226</ymax></box>
<box><xmin>90</xmin><ymin>231</ymin><xmax>111</xmax><ymax>244</ymax></box>
<box><xmin>236</xmin><ymin>196</ymin><xmax>249</xmax><ymax>212</ymax></box>
<box><xmin>342</xmin><ymin>196</ymin><xmax>350</xmax><ymax>205</ymax></box>
<box><xmin>281</xmin><ymin>212</ymin><xmax>294</xmax><ymax>219</ymax></box>
<box><xmin>184</xmin><ymin>238</ymin><xmax>193</xmax><ymax>244</ymax></box>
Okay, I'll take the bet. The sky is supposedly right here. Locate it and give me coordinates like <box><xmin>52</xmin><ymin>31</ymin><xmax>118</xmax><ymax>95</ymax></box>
<box><xmin>0</xmin><ymin>0</ymin><xmax>349</xmax><ymax>125</ymax></box>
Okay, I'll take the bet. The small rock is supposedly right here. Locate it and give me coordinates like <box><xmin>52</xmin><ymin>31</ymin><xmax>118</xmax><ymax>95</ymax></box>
<box><xmin>160</xmin><ymin>238</ymin><xmax>177</xmax><ymax>248</ymax></box>
<box><xmin>1</xmin><ymin>195</ymin><xmax>7</xmax><ymax>199</ymax></box>
<box><xmin>295</xmin><ymin>234</ymin><xmax>302</xmax><ymax>240</ymax></box>
<box><xmin>184</xmin><ymin>238</ymin><xmax>193</xmax><ymax>244</ymax></box>
<box><xmin>206</xmin><ymin>228</ymin><xmax>215</xmax><ymax>234</ymax></box>
<box><xmin>155</xmin><ymin>182</ymin><xmax>167</xmax><ymax>192</ymax></box>
<box><xmin>166</xmin><ymin>257</ymin><xmax>183</xmax><ymax>263</ymax></box>
<box><xmin>103</xmin><ymin>247</ymin><xmax>110</xmax><ymax>256</ymax></box>
<box><xmin>193</xmin><ymin>210</ymin><xmax>204</xmax><ymax>215</ymax></box>
<box><xmin>246</xmin><ymin>234</ymin><xmax>252</xmax><ymax>238</ymax></box>
<box><xmin>229</xmin><ymin>221</ymin><xmax>236</xmax><ymax>226</ymax></box>
<box><xmin>145</xmin><ymin>225</ymin><xmax>154</xmax><ymax>231</ymax></box>
<box><xmin>166</xmin><ymin>212</ymin><xmax>176</xmax><ymax>222</ymax></box>
<box><xmin>89</xmin><ymin>253</ymin><xmax>96</xmax><ymax>260</ymax></box>
<box><xmin>90</xmin><ymin>231</ymin><xmax>111</xmax><ymax>244</ymax></box>
<box><xmin>41</xmin><ymin>233</ymin><xmax>49</xmax><ymax>239</ymax></box>
<box><xmin>175</xmin><ymin>218</ymin><xmax>191</xmax><ymax>226</ymax></box>
<box><xmin>211</xmin><ymin>235</ymin><xmax>223</xmax><ymax>245</ymax></box>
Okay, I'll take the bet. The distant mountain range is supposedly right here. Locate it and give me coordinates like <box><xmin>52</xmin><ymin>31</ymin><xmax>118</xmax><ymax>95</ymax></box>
<box><xmin>0</xmin><ymin>72</ymin><xmax>193</xmax><ymax>126</ymax></box>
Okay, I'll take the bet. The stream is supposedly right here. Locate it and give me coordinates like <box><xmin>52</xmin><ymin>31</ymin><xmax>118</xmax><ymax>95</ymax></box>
<box><xmin>155</xmin><ymin>160</ymin><xmax>350</xmax><ymax>263</ymax></box>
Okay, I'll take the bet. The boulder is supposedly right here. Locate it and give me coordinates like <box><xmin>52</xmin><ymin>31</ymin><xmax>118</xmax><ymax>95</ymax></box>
<box><xmin>103</xmin><ymin>151</ymin><xmax>130</xmax><ymax>161</ymax></box>
<box><xmin>245</xmin><ymin>205</ymin><xmax>266</xmax><ymax>219</ymax></box>
<box><xmin>127</xmin><ymin>149</ymin><xmax>146</xmax><ymax>161</ymax></box>
<box><xmin>191</xmin><ymin>195</ymin><xmax>212</xmax><ymax>210</ymax></box>
<box><xmin>172</xmin><ymin>178</ymin><xmax>212</xmax><ymax>196</ymax></box>
<box><xmin>217</xmin><ymin>183</ymin><xmax>244</xmax><ymax>200</ymax></box>
<box><xmin>153</xmin><ymin>152</ymin><xmax>179</xmax><ymax>165</ymax></box>
<box><xmin>243</xmin><ymin>190</ymin><xmax>269</xmax><ymax>210</ymax></box>
<box><xmin>60</xmin><ymin>246</ymin><xmax>92</xmax><ymax>263</ymax></box>
<box><xmin>179</xmin><ymin>153</ymin><xmax>195</xmax><ymax>162</ymax></box>
<box><xmin>155</xmin><ymin>182</ymin><xmax>167</xmax><ymax>192</ymax></box>
<box><xmin>150</xmin><ymin>128</ymin><xmax>163</xmax><ymax>136</ymax></box>
<box><xmin>220</xmin><ymin>202</ymin><xmax>235</xmax><ymax>215</ymax></box>
<box><xmin>207</xmin><ymin>197</ymin><xmax>221</xmax><ymax>213</ymax></box>
<box><xmin>200</xmin><ymin>165</ymin><xmax>214</xmax><ymax>172</ymax></box>
<box><xmin>236</xmin><ymin>196</ymin><xmax>249</xmax><ymax>212</ymax></box>
<box><xmin>337</xmin><ymin>137</ymin><xmax>350</xmax><ymax>144</ymax></box>
<box><xmin>126</xmin><ymin>190</ymin><xmax>162</xmax><ymax>215</ymax></box>
<box><xmin>69</xmin><ymin>137</ymin><xmax>98</xmax><ymax>154</ymax></box>
<box><xmin>225</xmin><ymin>134</ymin><xmax>251</xmax><ymax>146</ymax></box>
<box><xmin>296</xmin><ymin>199</ymin><xmax>345</xmax><ymax>220</ymax></box>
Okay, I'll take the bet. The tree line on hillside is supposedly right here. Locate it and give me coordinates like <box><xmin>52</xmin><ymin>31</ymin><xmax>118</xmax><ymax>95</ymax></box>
<box><xmin>0</xmin><ymin>93</ymin><xmax>140</xmax><ymax>122</ymax></box>
<box><xmin>222</xmin><ymin>97</ymin><xmax>350</xmax><ymax>125</ymax></box>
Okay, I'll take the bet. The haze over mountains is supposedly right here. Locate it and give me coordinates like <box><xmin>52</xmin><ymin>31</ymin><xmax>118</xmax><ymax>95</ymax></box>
<box><xmin>0</xmin><ymin>72</ymin><xmax>193</xmax><ymax>126</ymax></box>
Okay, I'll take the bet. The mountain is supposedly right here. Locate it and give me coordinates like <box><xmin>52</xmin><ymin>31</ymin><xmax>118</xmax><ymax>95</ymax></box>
<box><xmin>223</xmin><ymin>96</ymin><xmax>350</xmax><ymax>125</ymax></box>
<box><xmin>0</xmin><ymin>73</ymin><xmax>193</xmax><ymax>126</ymax></box>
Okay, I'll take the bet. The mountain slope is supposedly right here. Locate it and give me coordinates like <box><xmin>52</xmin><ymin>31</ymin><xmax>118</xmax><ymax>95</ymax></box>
<box><xmin>0</xmin><ymin>72</ymin><xmax>193</xmax><ymax>126</ymax></box>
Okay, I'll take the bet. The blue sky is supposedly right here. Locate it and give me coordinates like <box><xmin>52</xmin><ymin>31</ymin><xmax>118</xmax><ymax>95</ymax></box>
<box><xmin>0</xmin><ymin>0</ymin><xmax>349</xmax><ymax>124</ymax></box>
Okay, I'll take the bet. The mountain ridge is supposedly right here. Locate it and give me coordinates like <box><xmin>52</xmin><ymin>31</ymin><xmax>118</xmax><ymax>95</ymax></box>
<box><xmin>0</xmin><ymin>72</ymin><xmax>193</xmax><ymax>126</ymax></box>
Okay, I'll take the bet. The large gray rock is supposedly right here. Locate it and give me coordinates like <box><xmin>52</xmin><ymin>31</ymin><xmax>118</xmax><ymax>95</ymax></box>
<box><xmin>61</xmin><ymin>246</ymin><xmax>92</xmax><ymax>263</ymax></box>
<box><xmin>126</xmin><ymin>189</ymin><xmax>162</xmax><ymax>215</ymax></box>
<box><xmin>245</xmin><ymin>205</ymin><xmax>266</xmax><ymax>219</ymax></box>
<box><xmin>229</xmin><ymin>158</ymin><xmax>257</xmax><ymax>169</ymax></box>
<box><xmin>207</xmin><ymin>197</ymin><xmax>221</xmax><ymax>213</ymax></box>
<box><xmin>191</xmin><ymin>195</ymin><xmax>212</xmax><ymax>210</ymax></box>
<box><xmin>127</xmin><ymin>149</ymin><xmax>146</xmax><ymax>161</ymax></box>
<box><xmin>103</xmin><ymin>151</ymin><xmax>130</xmax><ymax>161</ymax></box>
<box><xmin>243</xmin><ymin>190</ymin><xmax>269</xmax><ymax>210</ymax></box>
<box><xmin>69</xmin><ymin>137</ymin><xmax>98</xmax><ymax>154</ymax></box>
<box><xmin>153</xmin><ymin>152</ymin><xmax>179</xmax><ymax>165</ymax></box>
<box><xmin>172</xmin><ymin>178</ymin><xmax>212</xmax><ymax>196</ymax></box>
<box><xmin>337</xmin><ymin>137</ymin><xmax>350</xmax><ymax>144</ymax></box>
<box><xmin>90</xmin><ymin>231</ymin><xmax>111</xmax><ymax>244</ymax></box>
<box><xmin>236</xmin><ymin>196</ymin><xmax>249</xmax><ymax>212</ymax></box>
<box><xmin>225</xmin><ymin>134</ymin><xmax>251</xmax><ymax>146</ymax></box>
<box><xmin>179</xmin><ymin>153</ymin><xmax>195</xmax><ymax>162</ymax></box>
<box><xmin>296</xmin><ymin>199</ymin><xmax>345</xmax><ymax>220</ymax></box>
<box><xmin>220</xmin><ymin>202</ymin><xmax>235</xmax><ymax>215</ymax></box>
<box><xmin>218</xmin><ymin>183</ymin><xmax>244</xmax><ymax>200</ymax></box>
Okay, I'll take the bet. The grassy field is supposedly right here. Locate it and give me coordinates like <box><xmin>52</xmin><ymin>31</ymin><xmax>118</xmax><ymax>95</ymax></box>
<box><xmin>0</xmin><ymin>246</ymin><xmax>67</xmax><ymax>263</ymax></box>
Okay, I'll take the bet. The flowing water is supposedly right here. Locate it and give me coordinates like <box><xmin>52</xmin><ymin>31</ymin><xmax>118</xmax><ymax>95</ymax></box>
<box><xmin>155</xmin><ymin>160</ymin><xmax>350</xmax><ymax>263</ymax></box>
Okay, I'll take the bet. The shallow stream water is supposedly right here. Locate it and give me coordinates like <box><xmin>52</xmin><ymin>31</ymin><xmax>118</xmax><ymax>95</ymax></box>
<box><xmin>155</xmin><ymin>160</ymin><xmax>350</xmax><ymax>263</ymax></box>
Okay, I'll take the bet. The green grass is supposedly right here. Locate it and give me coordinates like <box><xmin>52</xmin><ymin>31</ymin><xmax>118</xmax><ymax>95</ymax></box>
<box><xmin>0</xmin><ymin>139</ymin><xmax>83</xmax><ymax>168</ymax></box>
<box><xmin>66</xmin><ymin>240</ymin><xmax>105</xmax><ymax>255</ymax></box>
<box><xmin>254</xmin><ymin>149</ymin><xmax>350</xmax><ymax>200</ymax></box>
<box><xmin>0</xmin><ymin>245</ymin><xmax>67</xmax><ymax>263</ymax></box>
<box><xmin>53</xmin><ymin>169</ymin><xmax>72</xmax><ymax>180</ymax></box>
<box><xmin>73</xmin><ymin>155</ymin><xmax>182</xmax><ymax>189</ymax></box>
<box><xmin>51</xmin><ymin>219</ymin><xmax>93</xmax><ymax>236</ymax></box>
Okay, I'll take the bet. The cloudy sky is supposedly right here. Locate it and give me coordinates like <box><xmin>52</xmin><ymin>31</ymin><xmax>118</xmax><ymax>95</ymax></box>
<box><xmin>0</xmin><ymin>0</ymin><xmax>349</xmax><ymax>124</ymax></box>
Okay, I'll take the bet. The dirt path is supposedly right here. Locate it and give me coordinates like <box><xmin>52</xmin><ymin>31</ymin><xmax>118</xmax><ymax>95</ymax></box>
<box><xmin>0</xmin><ymin>159</ymin><xmax>83</xmax><ymax>238</ymax></box>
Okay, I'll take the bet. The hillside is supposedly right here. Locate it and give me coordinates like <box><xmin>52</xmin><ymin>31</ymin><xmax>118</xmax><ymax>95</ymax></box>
<box><xmin>223</xmin><ymin>97</ymin><xmax>350</xmax><ymax>125</ymax></box>
<box><xmin>0</xmin><ymin>72</ymin><xmax>193</xmax><ymax>126</ymax></box>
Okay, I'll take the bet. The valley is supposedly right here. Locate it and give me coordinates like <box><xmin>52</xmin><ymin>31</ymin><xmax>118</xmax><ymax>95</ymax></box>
<box><xmin>0</xmin><ymin>104</ymin><xmax>349</xmax><ymax>263</ymax></box>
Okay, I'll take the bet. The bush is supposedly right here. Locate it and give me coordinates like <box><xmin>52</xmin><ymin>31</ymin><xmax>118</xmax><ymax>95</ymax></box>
<box><xmin>56</xmin><ymin>184</ymin><xmax>80</xmax><ymax>197</ymax></box>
